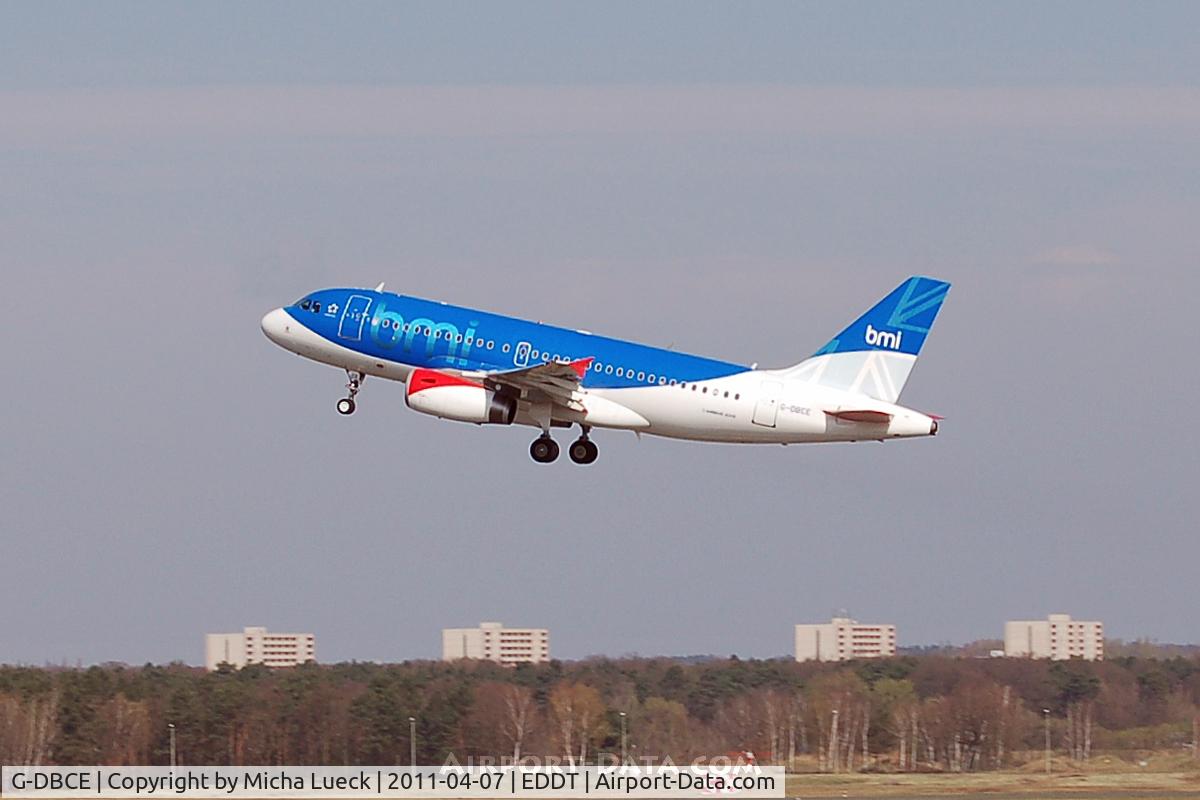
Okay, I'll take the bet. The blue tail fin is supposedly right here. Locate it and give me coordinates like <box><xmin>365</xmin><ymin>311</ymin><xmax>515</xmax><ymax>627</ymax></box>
<box><xmin>814</xmin><ymin>276</ymin><xmax>951</xmax><ymax>358</ymax></box>
<box><xmin>783</xmin><ymin>276</ymin><xmax>950</xmax><ymax>403</ymax></box>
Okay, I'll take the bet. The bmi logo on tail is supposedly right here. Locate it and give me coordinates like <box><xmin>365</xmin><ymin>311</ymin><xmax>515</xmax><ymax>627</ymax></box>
<box><xmin>864</xmin><ymin>323</ymin><xmax>902</xmax><ymax>350</ymax></box>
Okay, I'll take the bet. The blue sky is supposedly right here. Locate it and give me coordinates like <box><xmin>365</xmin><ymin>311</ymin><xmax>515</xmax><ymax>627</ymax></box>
<box><xmin>1</xmin><ymin>2</ymin><xmax>1197</xmax><ymax>665</ymax></box>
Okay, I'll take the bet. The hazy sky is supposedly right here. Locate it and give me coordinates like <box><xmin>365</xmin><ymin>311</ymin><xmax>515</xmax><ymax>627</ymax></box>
<box><xmin>2</xmin><ymin>2</ymin><xmax>1198</xmax><ymax>666</ymax></box>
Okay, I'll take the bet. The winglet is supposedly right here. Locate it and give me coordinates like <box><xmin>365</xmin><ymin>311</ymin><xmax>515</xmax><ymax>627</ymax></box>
<box><xmin>568</xmin><ymin>357</ymin><xmax>594</xmax><ymax>378</ymax></box>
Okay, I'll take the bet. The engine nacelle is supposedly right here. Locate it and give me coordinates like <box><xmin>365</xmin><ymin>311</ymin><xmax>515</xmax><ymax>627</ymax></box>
<box><xmin>405</xmin><ymin>369</ymin><xmax>517</xmax><ymax>425</ymax></box>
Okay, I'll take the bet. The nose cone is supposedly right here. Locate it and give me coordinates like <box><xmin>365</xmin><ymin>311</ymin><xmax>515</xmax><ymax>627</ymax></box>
<box><xmin>260</xmin><ymin>308</ymin><xmax>292</xmax><ymax>346</ymax></box>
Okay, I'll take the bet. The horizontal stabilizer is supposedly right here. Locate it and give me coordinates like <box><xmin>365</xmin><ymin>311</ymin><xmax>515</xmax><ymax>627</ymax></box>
<box><xmin>825</xmin><ymin>409</ymin><xmax>893</xmax><ymax>424</ymax></box>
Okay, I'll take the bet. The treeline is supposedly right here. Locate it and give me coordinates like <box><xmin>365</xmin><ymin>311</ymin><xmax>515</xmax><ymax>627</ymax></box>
<box><xmin>1</xmin><ymin>655</ymin><xmax>1198</xmax><ymax>771</ymax></box>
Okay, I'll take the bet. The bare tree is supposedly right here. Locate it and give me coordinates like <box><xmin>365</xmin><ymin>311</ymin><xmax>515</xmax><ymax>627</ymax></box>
<box><xmin>96</xmin><ymin>695</ymin><xmax>151</xmax><ymax>765</ymax></box>
<box><xmin>636</xmin><ymin>697</ymin><xmax>691</xmax><ymax>762</ymax></box>
<box><xmin>501</xmin><ymin>684</ymin><xmax>536</xmax><ymax>762</ymax></box>
<box><xmin>806</xmin><ymin>673</ymin><xmax>868</xmax><ymax>773</ymax></box>
<box><xmin>549</xmin><ymin>683</ymin><xmax>605</xmax><ymax>765</ymax></box>
<box><xmin>873</xmin><ymin>679</ymin><xmax>919</xmax><ymax>771</ymax></box>
<box><xmin>0</xmin><ymin>691</ymin><xmax>59</xmax><ymax>766</ymax></box>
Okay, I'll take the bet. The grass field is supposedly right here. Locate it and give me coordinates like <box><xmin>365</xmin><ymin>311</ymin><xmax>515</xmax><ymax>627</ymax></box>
<box><xmin>784</xmin><ymin>752</ymin><xmax>1200</xmax><ymax>798</ymax></box>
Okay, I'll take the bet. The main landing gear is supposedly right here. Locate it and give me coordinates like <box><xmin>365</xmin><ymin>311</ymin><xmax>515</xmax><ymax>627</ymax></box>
<box><xmin>569</xmin><ymin>432</ymin><xmax>598</xmax><ymax>465</ymax></box>
<box><xmin>530</xmin><ymin>433</ymin><xmax>560</xmax><ymax>463</ymax></box>
<box><xmin>337</xmin><ymin>370</ymin><xmax>364</xmax><ymax>415</ymax></box>
<box><xmin>530</xmin><ymin>428</ymin><xmax>598</xmax><ymax>465</ymax></box>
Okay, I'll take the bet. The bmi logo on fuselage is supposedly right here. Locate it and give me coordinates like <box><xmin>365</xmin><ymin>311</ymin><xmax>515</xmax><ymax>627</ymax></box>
<box><xmin>865</xmin><ymin>323</ymin><xmax>902</xmax><ymax>350</ymax></box>
<box><xmin>365</xmin><ymin>299</ymin><xmax>479</xmax><ymax>367</ymax></box>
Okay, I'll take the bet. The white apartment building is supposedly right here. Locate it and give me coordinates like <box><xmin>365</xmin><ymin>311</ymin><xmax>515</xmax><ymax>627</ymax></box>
<box><xmin>204</xmin><ymin>626</ymin><xmax>316</xmax><ymax>671</ymax></box>
<box><xmin>442</xmin><ymin>622</ymin><xmax>550</xmax><ymax>665</ymax></box>
<box><xmin>1004</xmin><ymin>614</ymin><xmax>1104</xmax><ymax>660</ymax></box>
<box><xmin>795</xmin><ymin>617</ymin><xmax>897</xmax><ymax>661</ymax></box>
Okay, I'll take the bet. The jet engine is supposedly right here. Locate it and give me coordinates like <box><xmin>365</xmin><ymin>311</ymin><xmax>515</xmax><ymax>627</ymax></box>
<box><xmin>404</xmin><ymin>369</ymin><xmax>517</xmax><ymax>425</ymax></box>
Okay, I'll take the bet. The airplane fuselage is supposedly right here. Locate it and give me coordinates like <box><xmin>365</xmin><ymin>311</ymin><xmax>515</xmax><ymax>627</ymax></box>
<box><xmin>261</xmin><ymin>285</ymin><xmax>942</xmax><ymax>455</ymax></box>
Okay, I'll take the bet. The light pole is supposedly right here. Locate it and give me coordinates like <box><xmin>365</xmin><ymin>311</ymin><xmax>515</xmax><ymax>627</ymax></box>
<box><xmin>619</xmin><ymin>711</ymin><xmax>627</xmax><ymax>765</ymax></box>
<box><xmin>168</xmin><ymin>723</ymin><xmax>176</xmax><ymax>771</ymax></box>
<box><xmin>409</xmin><ymin>717</ymin><xmax>417</xmax><ymax>767</ymax></box>
<box><xmin>1043</xmin><ymin>709</ymin><xmax>1051</xmax><ymax>775</ymax></box>
<box><xmin>830</xmin><ymin>709</ymin><xmax>840</xmax><ymax>773</ymax></box>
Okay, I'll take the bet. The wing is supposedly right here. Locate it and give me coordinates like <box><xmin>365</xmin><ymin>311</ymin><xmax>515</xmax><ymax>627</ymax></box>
<box><xmin>477</xmin><ymin>357</ymin><xmax>594</xmax><ymax>411</ymax></box>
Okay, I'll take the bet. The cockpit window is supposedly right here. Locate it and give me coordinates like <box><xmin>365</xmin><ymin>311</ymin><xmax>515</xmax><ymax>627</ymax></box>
<box><xmin>300</xmin><ymin>299</ymin><xmax>312</xmax><ymax>310</ymax></box>
<box><xmin>312</xmin><ymin>302</ymin><xmax>321</xmax><ymax>313</ymax></box>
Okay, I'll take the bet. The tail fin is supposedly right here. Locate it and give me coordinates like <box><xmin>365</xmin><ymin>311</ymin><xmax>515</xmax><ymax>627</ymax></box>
<box><xmin>779</xmin><ymin>276</ymin><xmax>950</xmax><ymax>403</ymax></box>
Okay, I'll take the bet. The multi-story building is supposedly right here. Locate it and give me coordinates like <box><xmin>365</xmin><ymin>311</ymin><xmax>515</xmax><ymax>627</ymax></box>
<box><xmin>442</xmin><ymin>622</ymin><xmax>550</xmax><ymax>665</ymax></box>
<box><xmin>204</xmin><ymin>626</ymin><xmax>316</xmax><ymax>671</ymax></box>
<box><xmin>1004</xmin><ymin>614</ymin><xmax>1104</xmax><ymax>660</ymax></box>
<box><xmin>795</xmin><ymin>617</ymin><xmax>897</xmax><ymax>661</ymax></box>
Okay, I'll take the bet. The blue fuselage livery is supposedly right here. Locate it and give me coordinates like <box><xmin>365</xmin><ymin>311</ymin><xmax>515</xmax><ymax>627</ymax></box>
<box><xmin>289</xmin><ymin>289</ymin><xmax>747</xmax><ymax>388</ymax></box>
<box><xmin>261</xmin><ymin>277</ymin><xmax>950</xmax><ymax>464</ymax></box>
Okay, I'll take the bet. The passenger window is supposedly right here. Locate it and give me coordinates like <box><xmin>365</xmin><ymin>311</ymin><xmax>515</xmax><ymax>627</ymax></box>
<box><xmin>488</xmin><ymin>341</ymin><xmax>494</xmax><ymax>349</ymax></box>
<box><xmin>502</xmin><ymin>343</ymin><xmax>510</xmax><ymax>352</ymax></box>
<box><xmin>606</xmin><ymin>365</ymin><xmax>613</xmax><ymax>374</ymax></box>
<box><xmin>593</xmin><ymin>362</ymin><xmax>602</xmax><ymax>372</ymax></box>
<box><xmin>616</xmin><ymin>368</ymin><xmax>624</xmax><ymax>376</ymax></box>
<box><xmin>637</xmin><ymin>372</ymin><xmax>645</xmax><ymax>381</ymax></box>
<box><xmin>735</xmin><ymin>393</ymin><xmax>740</xmax><ymax>400</ymax></box>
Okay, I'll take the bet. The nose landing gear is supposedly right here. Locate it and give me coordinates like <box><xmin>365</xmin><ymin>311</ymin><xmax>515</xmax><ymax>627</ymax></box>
<box><xmin>337</xmin><ymin>370</ymin><xmax>364</xmax><ymax>415</ymax></box>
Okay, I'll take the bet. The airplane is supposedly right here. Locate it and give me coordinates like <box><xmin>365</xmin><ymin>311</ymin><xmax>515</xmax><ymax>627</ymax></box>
<box><xmin>261</xmin><ymin>276</ymin><xmax>950</xmax><ymax>464</ymax></box>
